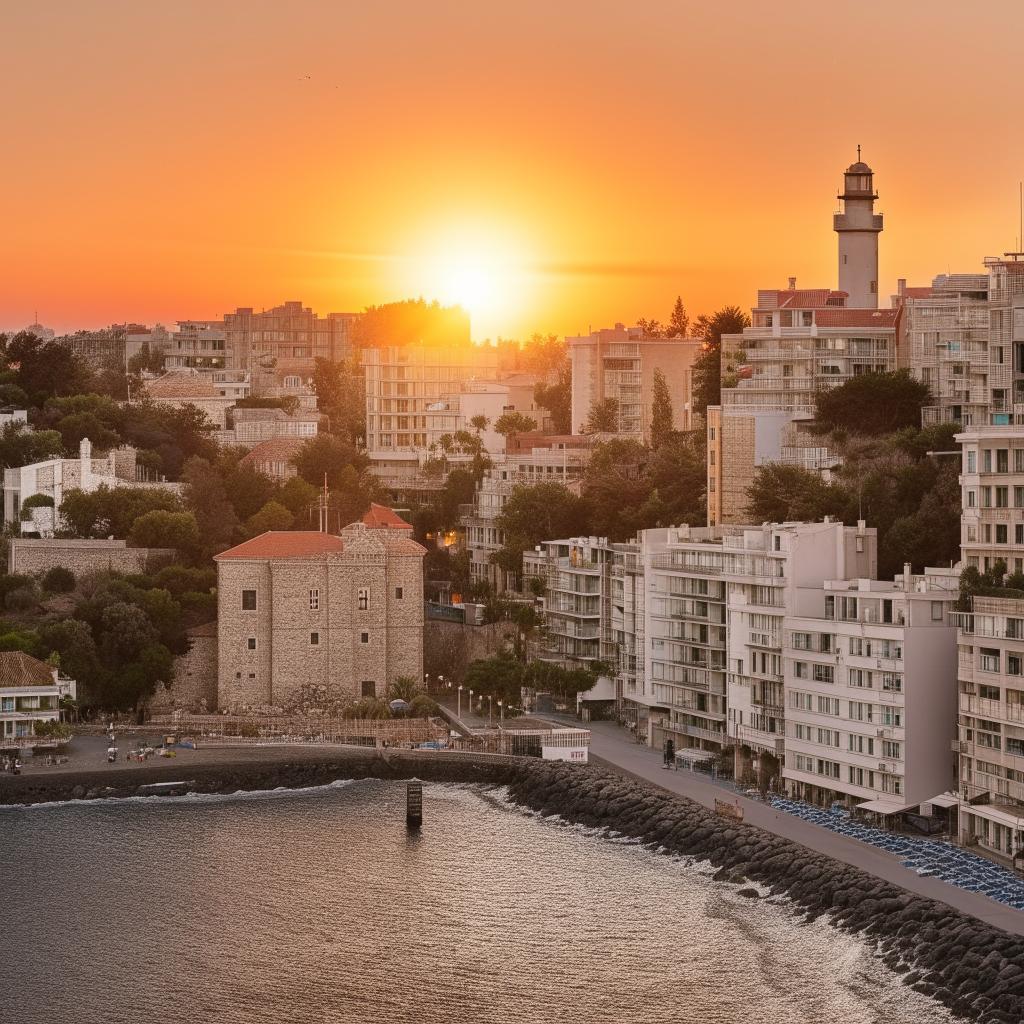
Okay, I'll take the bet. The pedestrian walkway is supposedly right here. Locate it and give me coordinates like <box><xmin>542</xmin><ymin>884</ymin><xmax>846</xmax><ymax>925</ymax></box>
<box><xmin>576</xmin><ymin>718</ymin><xmax>1024</xmax><ymax>935</ymax></box>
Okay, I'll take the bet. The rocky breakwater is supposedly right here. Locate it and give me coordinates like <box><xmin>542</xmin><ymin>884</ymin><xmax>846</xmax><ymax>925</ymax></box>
<box><xmin>506</xmin><ymin>761</ymin><xmax>1024</xmax><ymax>1024</ymax></box>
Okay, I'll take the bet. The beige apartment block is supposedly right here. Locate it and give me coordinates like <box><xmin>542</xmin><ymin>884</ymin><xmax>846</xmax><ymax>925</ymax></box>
<box><xmin>568</xmin><ymin>324</ymin><xmax>701</xmax><ymax>442</ymax></box>
<box><xmin>215</xmin><ymin>504</ymin><xmax>425</xmax><ymax>711</ymax></box>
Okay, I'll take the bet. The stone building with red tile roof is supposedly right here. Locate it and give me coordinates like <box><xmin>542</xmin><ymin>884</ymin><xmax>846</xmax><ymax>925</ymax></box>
<box><xmin>214</xmin><ymin>506</ymin><xmax>424</xmax><ymax>711</ymax></box>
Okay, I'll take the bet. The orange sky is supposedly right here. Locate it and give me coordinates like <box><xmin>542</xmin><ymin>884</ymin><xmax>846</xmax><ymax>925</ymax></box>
<box><xmin>4</xmin><ymin>1</ymin><xmax>1024</xmax><ymax>341</ymax></box>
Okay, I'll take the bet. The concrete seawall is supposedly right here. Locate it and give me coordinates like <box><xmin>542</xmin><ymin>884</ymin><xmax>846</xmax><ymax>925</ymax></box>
<box><xmin>3</xmin><ymin>751</ymin><xmax>1022</xmax><ymax>1023</ymax></box>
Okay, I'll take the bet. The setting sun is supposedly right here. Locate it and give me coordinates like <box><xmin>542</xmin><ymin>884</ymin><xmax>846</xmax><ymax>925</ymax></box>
<box><xmin>399</xmin><ymin>221</ymin><xmax>536</xmax><ymax>339</ymax></box>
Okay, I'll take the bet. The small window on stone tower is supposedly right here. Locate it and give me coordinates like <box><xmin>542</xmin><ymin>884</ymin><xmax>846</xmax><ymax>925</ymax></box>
<box><xmin>242</xmin><ymin>590</ymin><xmax>257</xmax><ymax>610</ymax></box>
<box><xmin>358</xmin><ymin>587</ymin><xmax>369</xmax><ymax>610</ymax></box>
<box><xmin>247</xmin><ymin>637</ymin><xmax>257</xmax><ymax>651</ymax></box>
<box><xmin>360</xmin><ymin>631</ymin><xmax>369</xmax><ymax>644</ymax></box>
<box><xmin>361</xmin><ymin>680</ymin><xmax>375</xmax><ymax>698</ymax></box>
<box><xmin>309</xmin><ymin>589</ymin><xmax>319</xmax><ymax>611</ymax></box>
<box><xmin>310</xmin><ymin>632</ymin><xmax>320</xmax><ymax>646</ymax></box>
<box><xmin>395</xmin><ymin>586</ymin><xmax>404</xmax><ymax>599</ymax></box>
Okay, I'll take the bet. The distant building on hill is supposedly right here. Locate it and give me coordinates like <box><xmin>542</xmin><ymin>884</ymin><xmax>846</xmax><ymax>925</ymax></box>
<box><xmin>214</xmin><ymin>504</ymin><xmax>425</xmax><ymax>711</ymax></box>
<box><xmin>568</xmin><ymin>323</ymin><xmax>702</xmax><ymax>442</ymax></box>
<box><xmin>3</xmin><ymin>438</ymin><xmax>179</xmax><ymax>536</ymax></box>
<box><xmin>240</xmin><ymin>437</ymin><xmax>306</xmax><ymax>481</ymax></box>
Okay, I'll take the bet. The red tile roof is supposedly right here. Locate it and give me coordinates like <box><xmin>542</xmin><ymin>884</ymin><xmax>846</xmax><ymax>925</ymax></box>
<box><xmin>813</xmin><ymin>309</ymin><xmax>899</xmax><ymax>328</ymax></box>
<box><xmin>901</xmin><ymin>287</ymin><xmax>934</xmax><ymax>299</ymax></box>
<box><xmin>361</xmin><ymin>503</ymin><xmax>412</xmax><ymax>529</ymax></box>
<box><xmin>145</xmin><ymin>371</ymin><xmax>220</xmax><ymax>399</ymax></box>
<box><xmin>0</xmin><ymin>651</ymin><xmax>56</xmax><ymax>689</ymax></box>
<box><xmin>215</xmin><ymin>531</ymin><xmax>345</xmax><ymax>560</ymax></box>
<box><xmin>761</xmin><ymin>288</ymin><xmax>848</xmax><ymax>310</ymax></box>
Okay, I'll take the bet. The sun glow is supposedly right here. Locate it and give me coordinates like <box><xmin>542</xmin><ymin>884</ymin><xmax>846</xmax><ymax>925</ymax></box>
<box><xmin>402</xmin><ymin>222</ymin><xmax>535</xmax><ymax>339</ymax></box>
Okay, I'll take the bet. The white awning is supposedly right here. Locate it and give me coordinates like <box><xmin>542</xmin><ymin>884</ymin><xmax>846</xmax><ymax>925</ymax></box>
<box><xmin>925</xmin><ymin>793</ymin><xmax>960</xmax><ymax>809</ymax></box>
<box><xmin>962</xmin><ymin>803</ymin><xmax>1024</xmax><ymax>828</ymax></box>
<box><xmin>856</xmin><ymin>798</ymin><xmax>913</xmax><ymax>815</ymax></box>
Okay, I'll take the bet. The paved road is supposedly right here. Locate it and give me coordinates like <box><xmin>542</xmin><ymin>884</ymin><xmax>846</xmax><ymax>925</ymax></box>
<box><xmin>440</xmin><ymin>703</ymin><xmax>1024</xmax><ymax>935</ymax></box>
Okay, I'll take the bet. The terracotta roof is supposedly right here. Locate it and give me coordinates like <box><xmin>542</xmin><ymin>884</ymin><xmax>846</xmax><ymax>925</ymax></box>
<box><xmin>0</xmin><ymin>651</ymin><xmax>56</xmax><ymax>689</ymax></box>
<box><xmin>771</xmin><ymin>288</ymin><xmax>848</xmax><ymax>309</ymax></box>
<box><xmin>240</xmin><ymin>438</ymin><xmax>306</xmax><ymax>466</ymax></box>
<box><xmin>361</xmin><ymin>503</ymin><xmax>412</xmax><ymax>529</ymax></box>
<box><xmin>813</xmin><ymin>309</ymin><xmax>899</xmax><ymax>328</ymax></box>
<box><xmin>901</xmin><ymin>287</ymin><xmax>934</xmax><ymax>299</ymax></box>
<box><xmin>215</xmin><ymin>531</ymin><xmax>345</xmax><ymax>560</ymax></box>
<box><xmin>145</xmin><ymin>371</ymin><xmax>219</xmax><ymax>399</ymax></box>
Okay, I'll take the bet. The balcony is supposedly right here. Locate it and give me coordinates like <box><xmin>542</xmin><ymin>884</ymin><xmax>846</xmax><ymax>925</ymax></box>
<box><xmin>960</xmin><ymin>694</ymin><xmax>1024</xmax><ymax>723</ymax></box>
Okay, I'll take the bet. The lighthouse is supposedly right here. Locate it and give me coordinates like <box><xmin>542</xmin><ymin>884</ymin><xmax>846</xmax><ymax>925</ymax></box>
<box><xmin>833</xmin><ymin>148</ymin><xmax>883</xmax><ymax>308</ymax></box>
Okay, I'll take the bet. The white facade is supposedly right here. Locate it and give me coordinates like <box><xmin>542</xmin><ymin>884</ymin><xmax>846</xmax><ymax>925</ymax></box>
<box><xmin>723</xmin><ymin>520</ymin><xmax>877</xmax><ymax>784</ymax></box>
<box><xmin>0</xmin><ymin>662</ymin><xmax>76</xmax><ymax>745</ymax></box>
<box><xmin>782</xmin><ymin>570</ymin><xmax>958</xmax><ymax>813</ymax></box>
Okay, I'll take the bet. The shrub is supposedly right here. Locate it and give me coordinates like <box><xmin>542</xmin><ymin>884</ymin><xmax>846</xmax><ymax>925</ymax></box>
<box><xmin>4</xmin><ymin>585</ymin><xmax>38</xmax><ymax>612</ymax></box>
<box><xmin>42</xmin><ymin>566</ymin><xmax>76</xmax><ymax>593</ymax></box>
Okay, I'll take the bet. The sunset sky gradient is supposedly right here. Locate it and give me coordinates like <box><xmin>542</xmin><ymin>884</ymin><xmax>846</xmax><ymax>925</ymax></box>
<box><xmin>4</xmin><ymin>1</ymin><xmax>1024</xmax><ymax>340</ymax></box>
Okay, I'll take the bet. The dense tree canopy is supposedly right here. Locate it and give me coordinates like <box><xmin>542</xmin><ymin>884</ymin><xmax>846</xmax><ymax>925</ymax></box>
<box><xmin>814</xmin><ymin>370</ymin><xmax>932</xmax><ymax>436</ymax></box>
<box><xmin>650</xmin><ymin>368</ymin><xmax>673</xmax><ymax>448</ymax></box>
<box><xmin>690</xmin><ymin>305</ymin><xmax>750</xmax><ymax>418</ymax></box>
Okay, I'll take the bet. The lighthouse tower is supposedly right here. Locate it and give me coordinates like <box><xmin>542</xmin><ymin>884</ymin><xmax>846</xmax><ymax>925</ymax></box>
<box><xmin>833</xmin><ymin>149</ymin><xmax>883</xmax><ymax>308</ymax></box>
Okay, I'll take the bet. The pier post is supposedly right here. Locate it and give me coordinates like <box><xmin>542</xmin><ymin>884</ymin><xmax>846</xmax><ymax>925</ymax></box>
<box><xmin>406</xmin><ymin>779</ymin><xmax>423</xmax><ymax>829</ymax></box>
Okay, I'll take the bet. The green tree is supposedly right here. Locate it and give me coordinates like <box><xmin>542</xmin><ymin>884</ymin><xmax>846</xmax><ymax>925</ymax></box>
<box><xmin>469</xmin><ymin>414</ymin><xmax>489</xmax><ymax>434</ymax></box>
<box><xmin>493</xmin><ymin>481</ymin><xmax>590</xmax><ymax>583</ymax></box>
<box><xmin>292</xmin><ymin>434</ymin><xmax>369</xmax><ymax>489</ymax></box>
<box><xmin>746</xmin><ymin>463</ymin><xmax>844</xmax><ymax>524</ymax></box>
<box><xmin>636</xmin><ymin>318</ymin><xmax>664</xmax><ymax>337</ymax></box>
<box><xmin>59</xmin><ymin>485</ymin><xmax>181</xmax><ymax>539</ymax></box>
<box><xmin>690</xmin><ymin>305</ymin><xmax>750</xmax><ymax>418</ymax></box>
<box><xmin>650</xmin><ymin>368</ymin><xmax>673</xmax><ymax>448</ymax></box>
<box><xmin>129</xmin><ymin>509</ymin><xmax>200</xmax><ymax>552</ymax></box>
<box><xmin>814</xmin><ymin>370</ymin><xmax>932</xmax><ymax>436</ymax></box>
<box><xmin>181</xmin><ymin>457</ymin><xmax>239</xmax><ymax>558</ymax></box>
<box><xmin>667</xmin><ymin>296</ymin><xmax>690</xmax><ymax>338</ymax></box>
<box><xmin>275</xmin><ymin>476</ymin><xmax>319</xmax><ymax>522</ymax></box>
<box><xmin>2</xmin><ymin>333</ymin><xmax>93</xmax><ymax>408</ymax></box>
<box><xmin>534</xmin><ymin>363</ymin><xmax>571</xmax><ymax>433</ymax></box>
<box><xmin>311</xmin><ymin>356</ymin><xmax>365</xmax><ymax>442</ymax></box>
<box><xmin>244</xmin><ymin>500</ymin><xmax>295</xmax><ymax>537</ymax></box>
<box><xmin>586</xmin><ymin>397</ymin><xmax>619</xmax><ymax>433</ymax></box>
<box><xmin>493</xmin><ymin>411</ymin><xmax>537</xmax><ymax>449</ymax></box>
<box><xmin>0</xmin><ymin>423</ymin><xmax>63</xmax><ymax>467</ymax></box>
<box><xmin>41</xmin><ymin>566</ymin><xmax>76</xmax><ymax>593</ymax></box>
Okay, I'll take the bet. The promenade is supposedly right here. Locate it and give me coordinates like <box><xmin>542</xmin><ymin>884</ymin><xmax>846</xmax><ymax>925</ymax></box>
<box><xmin>444</xmin><ymin>700</ymin><xmax>1024</xmax><ymax>936</ymax></box>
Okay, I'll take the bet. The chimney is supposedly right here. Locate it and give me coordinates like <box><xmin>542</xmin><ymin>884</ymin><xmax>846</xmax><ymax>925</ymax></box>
<box><xmin>897</xmin><ymin>278</ymin><xmax>906</xmax><ymax>297</ymax></box>
<box><xmin>788</xmin><ymin>276</ymin><xmax>797</xmax><ymax>290</ymax></box>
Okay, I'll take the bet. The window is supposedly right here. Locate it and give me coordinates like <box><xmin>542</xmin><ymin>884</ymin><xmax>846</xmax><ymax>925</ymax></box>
<box><xmin>931</xmin><ymin>601</ymin><xmax>944</xmax><ymax>621</ymax></box>
<box><xmin>817</xmin><ymin>696</ymin><xmax>840</xmax><ymax>716</ymax></box>
<box><xmin>793</xmin><ymin>661</ymin><xmax>808</xmax><ymax>678</ymax></box>
<box><xmin>967</xmin><ymin>450</ymin><xmax>976</xmax><ymax>473</ymax></box>
<box><xmin>358</xmin><ymin>587</ymin><xmax>369</xmax><ymax>611</ymax></box>
<box><xmin>310</xmin><ymin>632</ymin><xmax>320</xmax><ymax>646</ymax></box>
<box><xmin>881</xmin><ymin>706</ymin><xmax>902</xmax><ymax>728</ymax></box>
<box><xmin>360</xmin><ymin>680</ymin><xmax>376</xmax><ymax>698</ymax></box>
<box><xmin>242</xmin><ymin>590</ymin><xmax>257</xmax><ymax>610</ymax></box>
<box><xmin>395</xmin><ymin>586</ymin><xmax>404</xmax><ymax>600</ymax></box>
<box><xmin>360</xmin><ymin>631</ymin><xmax>369</xmax><ymax>644</ymax></box>
<box><xmin>882</xmin><ymin>740</ymin><xmax>902</xmax><ymax>760</ymax></box>
<box><xmin>247</xmin><ymin>637</ymin><xmax>257</xmax><ymax>651</ymax></box>
<box><xmin>309</xmin><ymin>589</ymin><xmax>320</xmax><ymax>611</ymax></box>
<box><xmin>997</xmin><ymin>525</ymin><xmax>1008</xmax><ymax>544</ymax></box>
<box><xmin>813</xmin><ymin>664</ymin><xmax>834</xmax><ymax>684</ymax></box>
<box><xmin>284</xmin><ymin>375</ymin><xmax>301</xmax><ymax>388</ymax></box>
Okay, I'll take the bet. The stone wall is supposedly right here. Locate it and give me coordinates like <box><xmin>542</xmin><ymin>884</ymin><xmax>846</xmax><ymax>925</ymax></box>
<box><xmin>424</xmin><ymin>619</ymin><xmax>511</xmax><ymax>683</ymax></box>
<box><xmin>149</xmin><ymin>622</ymin><xmax>218</xmax><ymax>713</ymax></box>
<box><xmin>8</xmin><ymin>539</ymin><xmax>177</xmax><ymax>577</ymax></box>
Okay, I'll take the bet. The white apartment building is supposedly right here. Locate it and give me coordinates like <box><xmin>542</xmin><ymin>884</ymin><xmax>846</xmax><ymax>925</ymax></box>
<box><xmin>3</xmin><ymin>439</ymin><xmax>178</xmax><ymax>535</ymax></box>
<box><xmin>465</xmin><ymin>439</ymin><xmax>592</xmax><ymax>593</ymax></box>
<box><xmin>362</xmin><ymin>340</ymin><xmax>499</xmax><ymax>488</ymax></box>
<box><xmin>783</xmin><ymin>569</ymin><xmax>958</xmax><ymax>814</ymax></box>
<box><xmin>954</xmin><ymin>422</ymin><xmax>1024</xmax><ymax>865</ymax></box>
<box><xmin>724</xmin><ymin>520</ymin><xmax>877</xmax><ymax>787</ymax></box>
<box><xmin>569</xmin><ymin>324</ymin><xmax>701</xmax><ymax>441</ymax></box>
<box><xmin>639</xmin><ymin>524</ymin><xmax>746</xmax><ymax>756</ymax></box>
<box><xmin>897</xmin><ymin>275</ymin><xmax>991</xmax><ymax>427</ymax></box>
<box><xmin>166</xmin><ymin>320</ymin><xmax>228</xmax><ymax>371</ymax></box>
<box><xmin>0</xmin><ymin>652</ymin><xmax>76</xmax><ymax>745</ymax></box>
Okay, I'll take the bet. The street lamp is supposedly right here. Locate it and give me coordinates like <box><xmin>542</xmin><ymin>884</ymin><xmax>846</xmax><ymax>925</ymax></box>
<box><xmin>458</xmin><ymin>684</ymin><xmax>464</xmax><ymax>718</ymax></box>
<box><xmin>488</xmin><ymin>694</ymin><xmax>493</xmax><ymax>726</ymax></box>
<box><xmin>498</xmin><ymin>699</ymin><xmax>504</xmax><ymax>724</ymax></box>
<box><xmin>424</xmin><ymin>673</ymin><xmax>431</xmax><ymax>693</ymax></box>
<box><xmin>469</xmin><ymin>690</ymin><xmax>474</xmax><ymax>718</ymax></box>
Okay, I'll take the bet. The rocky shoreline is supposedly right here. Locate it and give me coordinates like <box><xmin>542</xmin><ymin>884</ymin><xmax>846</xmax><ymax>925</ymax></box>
<box><xmin>3</xmin><ymin>751</ymin><xmax>1022</xmax><ymax>1023</ymax></box>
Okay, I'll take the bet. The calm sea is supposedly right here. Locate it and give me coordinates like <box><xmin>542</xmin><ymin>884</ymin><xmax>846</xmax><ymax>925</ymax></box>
<box><xmin>0</xmin><ymin>780</ymin><xmax>950</xmax><ymax>1024</ymax></box>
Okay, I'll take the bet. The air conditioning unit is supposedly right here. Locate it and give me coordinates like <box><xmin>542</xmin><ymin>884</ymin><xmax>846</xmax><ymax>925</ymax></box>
<box><xmin>878</xmin><ymin>762</ymin><xmax>888</xmax><ymax>772</ymax></box>
<box><xmin>876</xmin><ymin>728</ymin><xmax>886</xmax><ymax>737</ymax></box>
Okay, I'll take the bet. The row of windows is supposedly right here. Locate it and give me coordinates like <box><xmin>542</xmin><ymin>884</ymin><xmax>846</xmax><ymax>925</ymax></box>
<box><xmin>790</xmin><ymin>693</ymin><xmax>903</xmax><ymax>725</ymax></box>
<box><xmin>241</xmin><ymin>586</ymin><xmax>404</xmax><ymax>611</ymax></box>
<box><xmin>245</xmin><ymin>630</ymin><xmax>372</xmax><ymax>651</ymax></box>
